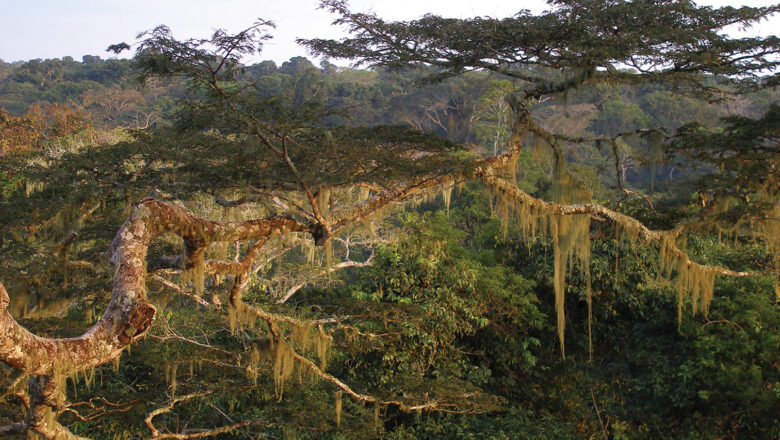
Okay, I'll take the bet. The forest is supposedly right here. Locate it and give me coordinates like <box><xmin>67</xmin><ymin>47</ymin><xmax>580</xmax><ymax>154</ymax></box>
<box><xmin>0</xmin><ymin>0</ymin><xmax>778</xmax><ymax>439</ymax></box>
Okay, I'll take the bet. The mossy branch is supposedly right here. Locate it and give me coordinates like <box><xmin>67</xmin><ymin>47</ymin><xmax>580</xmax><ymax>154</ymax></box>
<box><xmin>0</xmin><ymin>199</ymin><xmax>312</xmax><ymax>438</ymax></box>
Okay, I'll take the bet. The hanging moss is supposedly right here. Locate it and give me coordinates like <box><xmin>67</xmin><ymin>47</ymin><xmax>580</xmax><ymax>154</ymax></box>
<box><xmin>241</xmin><ymin>319</ymin><xmax>333</xmax><ymax>398</ymax></box>
<box><xmin>549</xmin><ymin>158</ymin><xmax>592</xmax><ymax>359</ymax></box>
<box><xmin>757</xmin><ymin>201</ymin><xmax>779</xmax><ymax>302</ymax></box>
<box><xmin>325</xmin><ymin>240</ymin><xmax>333</xmax><ymax>275</ymax></box>
<box><xmin>316</xmin><ymin>326</ymin><xmax>330</xmax><ymax>370</ymax></box>
<box><xmin>166</xmin><ymin>363</ymin><xmax>178</xmax><ymax>397</ymax></box>
<box><xmin>302</xmin><ymin>237</ymin><xmax>316</xmax><ymax>265</ymax></box>
<box><xmin>359</xmin><ymin>186</ymin><xmax>370</xmax><ymax>201</ymax></box>
<box><xmin>228</xmin><ymin>301</ymin><xmax>257</xmax><ymax>333</ymax></box>
<box><xmin>290</xmin><ymin>322</ymin><xmax>313</xmax><ymax>351</ymax></box>
<box><xmin>81</xmin><ymin>366</ymin><xmax>95</xmax><ymax>390</ymax></box>
<box><xmin>283</xmin><ymin>426</ymin><xmax>298</xmax><ymax>440</ymax></box>
<box><xmin>373</xmin><ymin>402</ymin><xmax>382</xmax><ymax>432</ymax></box>
<box><xmin>247</xmin><ymin>347</ymin><xmax>260</xmax><ymax>385</ymax></box>
<box><xmin>43</xmin><ymin>202</ymin><xmax>80</xmax><ymax>240</ymax></box>
<box><xmin>112</xmin><ymin>352</ymin><xmax>121</xmax><ymax>373</ymax></box>
<box><xmin>441</xmin><ymin>182</ymin><xmax>454</xmax><ymax>214</ymax></box>
<box><xmin>335</xmin><ymin>390</ymin><xmax>343</xmax><ymax>427</ymax></box>
<box><xmin>659</xmin><ymin>234</ymin><xmax>717</xmax><ymax>327</ymax></box>
<box><xmin>208</xmin><ymin>241</ymin><xmax>229</xmax><ymax>262</ymax></box>
<box><xmin>490</xmin><ymin>154</ymin><xmax>591</xmax><ymax>358</ymax></box>
<box><xmin>181</xmin><ymin>242</ymin><xmax>206</xmax><ymax>296</ymax></box>
<box><xmin>498</xmin><ymin>192</ymin><xmax>511</xmax><ymax>240</ymax></box>
<box><xmin>531</xmin><ymin>133</ymin><xmax>541</xmax><ymax>159</ymax></box>
<box><xmin>24</xmin><ymin>180</ymin><xmax>44</xmax><ymax>196</ymax></box>
<box><xmin>272</xmin><ymin>337</ymin><xmax>295</xmax><ymax>398</ymax></box>
<box><xmin>318</xmin><ymin>185</ymin><xmax>331</xmax><ymax>219</ymax></box>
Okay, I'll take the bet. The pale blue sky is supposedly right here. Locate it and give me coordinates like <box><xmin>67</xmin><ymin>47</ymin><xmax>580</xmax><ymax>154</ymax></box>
<box><xmin>1</xmin><ymin>0</ymin><xmax>777</xmax><ymax>65</ymax></box>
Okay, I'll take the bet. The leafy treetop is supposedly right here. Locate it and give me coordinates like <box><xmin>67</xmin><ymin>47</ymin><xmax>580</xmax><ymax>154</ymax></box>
<box><xmin>304</xmin><ymin>0</ymin><xmax>780</xmax><ymax>97</ymax></box>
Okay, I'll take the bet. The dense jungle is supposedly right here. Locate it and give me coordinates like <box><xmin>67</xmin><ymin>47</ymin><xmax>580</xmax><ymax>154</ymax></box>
<box><xmin>0</xmin><ymin>1</ymin><xmax>778</xmax><ymax>439</ymax></box>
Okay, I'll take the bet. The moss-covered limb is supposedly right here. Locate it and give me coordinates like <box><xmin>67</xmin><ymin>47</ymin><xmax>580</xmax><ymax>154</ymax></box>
<box><xmin>330</xmin><ymin>175</ymin><xmax>467</xmax><ymax>232</ymax></box>
<box><xmin>54</xmin><ymin>232</ymin><xmax>79</xmax><ymax>261</ymax></box>
<box><xmin>210</xmin><ymin>187</ymin><xmax>315</xmax><ymax>220</ymax></box>
<box><xmin>326</xmin><ymin>101</ymin><xmax>533</xmax><ymax>233</ymax></box>
<box><xmin>327</xmin><ymin>323</ymin><xmax>398</xmax><ymax>340</ymax></box>
<box><xmin>285</xmin><ymin>344</ymin><xmax>482</xmax><ymax>414</ymax></box>
<box><xmin>39</xmin><ymin>199</ymin><xmax>102</xmax><ymax>239</ymax></box>
<box><xmin>479</xmin><ymin>173</ymin><xmax>763</xmax><ymax>279</ymax></box>
<box><xmin>144</xmin><ymin>389</ymin><xmax>251</xmax><ymax>439</ymax></box>
<box><xmin>148</xmin><ymin>203</ymin><xmax>311</xmax><ymax>245</ymax></box>
<box><xmin>202</xmin><ymin>238</ymin><xmax>269</xmax><ymax>277</ymax></box>
<box><xmin>25</xmin><ymin>376</ymin><xmax>88</xmax><ymax>440</ymax></box>
<box><xmin>230</xmin><ymin>269</ymin><xmax>481</xmax><ymax>415</ymax></box>
<box><xmin>243</xmin><ymin>297</ymin><xmax>485</xmax><ymax>414</ymax></box>
<box><xmin>211</xmin><ymin>193</ymin><xmax>263</xmax><ymax>208</ymax></box>
<box><xmin>0</xmin><ymin>198</ymin><xmax>322</xmax><ymax>438</ymax></box>
<box><xmin>325</xmin><ymin>104</ymin><xmax>528</xmax><ymax>232</ymax></box>
<box><xmin>202</xmin><ymin>259</ymin><xmax>242</xmax><ymax>276</ymax></box>
<box><xmin>0</xmin><ymin>199</ymin><xmax>311</xmax><ymax>379</ymax></box>
<box><xmin>525</xmin><ymin>118</ymin><xmax>567</xmax><ymax>167</ymax></box>
<box><xmin>153</xmin><ymin>422</ymin><xmax>252</xmax><ymax>440</ymax></box>
<box><xmin>0</xmin><ymin>372</ymin><xmax>29</xmax><ymax>408</ymax></box>
<box><xmin>481</xmin><ymin>168</ymin><xmax>772</xmax><ymax>357</ymax></box>
<box><xmin>65</xmin><ymin>260</ymin><xmax>98</xmax><ymax>272</ymax></box>
<box><xmin>551</xmin><ymin>127</ymin><xmax>669</xmax><ymax>145</ymax></box>
<box><xmin>152</xmin><ymin>240</ymin><xmax>265</xmax><ymax>278</ymax></box>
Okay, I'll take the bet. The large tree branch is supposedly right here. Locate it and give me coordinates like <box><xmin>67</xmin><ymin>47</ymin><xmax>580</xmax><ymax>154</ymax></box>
<box><xmin>0</xmin><ymin>198</ymin><xmax>310</xmax><ymax>376</ymax></box>
<box><xmin>0</xmin><ymin>198</ymin><xmax>314</xmax><ymax>438</ymax></box>
<box><xmin>478</xmin><ymin>172</ymin><xmax>762</xmax><ymax>279</ymax></box>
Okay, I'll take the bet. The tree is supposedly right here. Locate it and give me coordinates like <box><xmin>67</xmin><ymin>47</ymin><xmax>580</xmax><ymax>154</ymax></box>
<box><xmin>0</xmin><ymin>103</ymin><xmax>88</xmax><ymax>156</ymax></box>
<box><xmin>279</xmin><ymin>56</ymin><xmax>317</xmax><ymax>76</ymax></box>
<box><xmin>474</xmin><ymin>79</ymin><xmax>515</xmax><ymax>155</ymax></box>
<box><xmin>81</xmin><ymin>86</ymin><xmax>144</xmax><ymax>127</ymax></box>
<box><xmin>247</xmin><ymin>59</ymin><xmax>278</xmax><ymax>76</ymax></box>
<box><xmin>304</xmin><ymin>0</ymin><xmax>778</xmax><ymax>343</ymax></box>
<box><xmin>11</xmin><ymin>59</ymin><xmax>64</xmax><ymax>90</ymax></box>
<box><xmin>0</xmin><ymin>1</ymin><xmax>778</xmax><ymax>437</ymax></box>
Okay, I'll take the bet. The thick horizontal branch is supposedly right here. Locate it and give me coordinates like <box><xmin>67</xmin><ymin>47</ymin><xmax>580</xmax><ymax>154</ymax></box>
<box><xmin>479</xmin><ymin>172</ymin><xmax>762</xmax><ymax>279</ymax></box>
<box><xmin>0</xmin><ymin>198</ymin><xmax>311</xmax><ymax>377</ymax></box>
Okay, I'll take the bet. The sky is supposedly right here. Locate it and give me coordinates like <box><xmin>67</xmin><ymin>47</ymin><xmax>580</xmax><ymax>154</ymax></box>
<box><xmin>1</xmin><ymin>0</ymin><xmax>778</xmax><ymax>66</ymax></box>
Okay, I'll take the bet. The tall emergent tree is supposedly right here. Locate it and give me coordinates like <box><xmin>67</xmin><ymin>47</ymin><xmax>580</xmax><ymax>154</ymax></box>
<box><xmin>0</xmin><ymin>0</ymin><xmax>778</xmax><ymax>438</ymax></box>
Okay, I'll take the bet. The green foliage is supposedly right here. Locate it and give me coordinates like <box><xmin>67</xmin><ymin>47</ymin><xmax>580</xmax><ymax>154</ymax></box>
<box><xmin>384</xmin><ymin>406</ymin><xmax>579</xmax><ymax>439</ymax></box>
<box><xmin>305</xmin><ymin>0</ymin><xmax>780</xmax><ymax>97</ymax></box>
<box><xmin>670</xmin><ymin>105</ymin><xmax>779</xmax><ymax>217</ymax></box>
